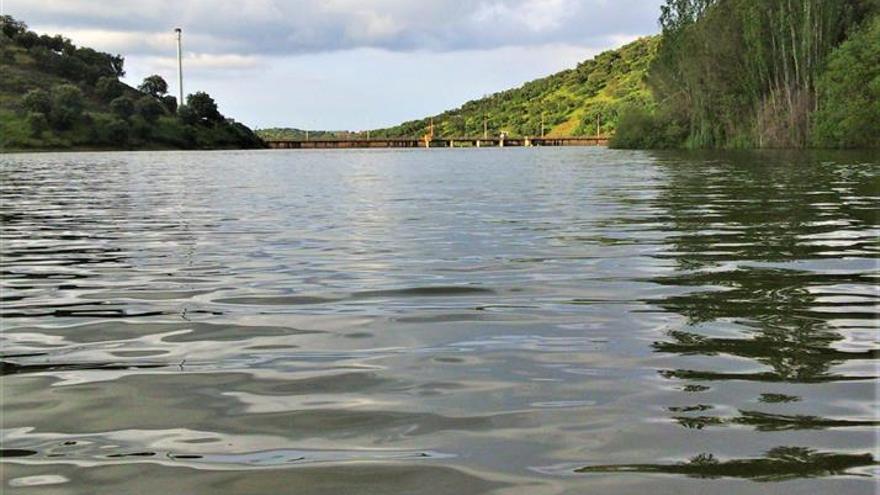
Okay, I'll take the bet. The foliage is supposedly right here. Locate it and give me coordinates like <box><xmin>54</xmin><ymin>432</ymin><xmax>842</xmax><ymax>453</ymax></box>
<box><xmin>22</xmin><ymin>88</ymin><xmax>52</xmax><ymax>114</ymax></box>
<box><xmin>0</xmin><ymin>16</ymin><xmax>263</xmax><ymax>150</ymax></box>
<box><xmin>49</xmin><ymin>84</ymin><xmax>84</xmax><ymax>130</ymax></box>
<box><xmin>26</xmin><ymin>111</ymin><xmax>48</xmax><ymax>137</ymax></box>
<box><xmin>187</xmin><ymin>92</ymin><xmax>224</xmax><ymax>123</ymax></box>
<box><xmin>610</xmin><ymin>105</ymin><xmax>688</xmax><ymax>149</ymax></box>
<box><xmin>110</xmin><ymin>96</ymin><xmax>135</xmax><ymax>120</ymax></box>
<box><xmin>134</xmin><ymin>95</ymin><xmax>165</xmax><ymax>123</ymax></box>
<box><xmin>615</xmin><ymin>0</ymin><xmax>880</xmax><ymax>149</ymax></box>
<box><xmin>139</xmin><ymin>75</ymin><xmax>168</xmax><ymax>98</ymax></box>
<box><xmin>96</xmin><ymin>76</ymin><xmax>124</xmax><ymax>101</ymax></box>
<box><xmin>161</xmin><ymin>95</ymin><xmax>178</xmax><ymax>114</ymax></box>
<box><xmin>812</xmin><ymin>15</ymin><xmax>880</xmax><ymax>148</ymax></box>
<box><xmin>177</xmin><ymin>104</ymin><xmax>198</xmax><ymax>125</ymax></box>
<box><xmin>350</xmin><ymin>37</ymin><xmax>659</xmax><ymax>139</ymax></box>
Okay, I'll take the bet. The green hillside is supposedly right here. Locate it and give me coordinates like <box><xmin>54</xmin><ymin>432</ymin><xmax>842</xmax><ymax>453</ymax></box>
<box><xmin>0</xmin><ymin>16</ymin><xmax>263</xmax><ymax>151</ymax></box>
<box><xmin>258</xmin><ymin>36</ymin><xmax>658</xmax><ymax>141</ymax></box>
<box><xmin>372</xmin><ymin>37</ymin><xmax>658</xmax><ymax>139</ymax></box>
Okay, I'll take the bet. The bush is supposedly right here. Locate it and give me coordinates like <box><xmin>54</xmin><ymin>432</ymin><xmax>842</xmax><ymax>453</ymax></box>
<box><xmin>177</xmin><ymin>104</ymin><xmax>198</xmax><ymax>125</ymax></box>
<box><xmin>110</xmin><ymin>96</ymin><xmax>135</xmax><ymax>120</ymax></box>
<box><xmin>813</xmin><ymin>16</ymin><xmax>880</xmax><ymax>148</ymax></box>
<box><xmin>22</xmin><ymin>88</ymin><xmax>52</xmax><ymax>114</ymax></box>
<box><xmin>105</xmin><ymin>118</ymin><xmax>130</xmax><ymax>144</ymax></box>
<box><xmin>130</xmin><ymin>115</ymin><xmax>153</xmax><ymax>139</ymax></box>
<box><xmin>611</xmin><ymin>105</ymin><xmax>688</xmax><ymax>149</ymax></box>
<box><xmin>26</xmin><ymin>112</ymin><xmax>49</xmax><ymax>137</ymax></box>
<box><xmin>139</xmin><ymin>75</ymin><xmax>168</xmax><ymax>97</ymax></box>
<box><xmin>96</xmin><ymin>76</ymin><xmax>124</xmax><ymax>101</ymax></box>
<box><xmin>134</xmin><ymin>95</ymin><xmax>164</xmax><ymax>123</ymax></box>
<box><xmin>160</xmin><ymin>95</ymin><xmax>178</xmax><ymax>114</ymax></box>
<box><xmin>49</xmin><ymin>84</ymin><xmax>84</xmax><ymax>130</ymax></box>
<box><xmin>186</xmin><ymin>92</ymin><xmax>223</xmax><ymax>123</ymax></box>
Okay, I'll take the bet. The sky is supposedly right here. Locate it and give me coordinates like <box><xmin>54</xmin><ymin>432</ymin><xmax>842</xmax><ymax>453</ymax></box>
<box><xmin>5</xmin><ymin>0</ymin><xmax>664</xmax><ymax>130</ymax></box>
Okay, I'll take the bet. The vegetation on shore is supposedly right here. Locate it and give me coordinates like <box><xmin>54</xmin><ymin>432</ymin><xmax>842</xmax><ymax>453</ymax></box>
<box><xmin>374</xmin><ymin>37</ymin><xmax>658</xmax><ymax>139</ymax></box>
<box><xmin>0</xmin><ymin>16</ymin><xmax>263</xmax><ymax>151</ymax></box>
<box><xmin>258</xmin><ymin>37</ymin><xmax>658</xmax><ymax>141</ymax></box>
<box><xmin>612</xmin><ymin>0</ymin><xmax>880</xmax><ymax>149</ymax></box>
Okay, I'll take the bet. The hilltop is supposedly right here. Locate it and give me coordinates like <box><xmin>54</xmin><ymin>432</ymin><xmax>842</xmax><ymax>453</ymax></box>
<box><xmin>259</xmin><ymin>36</ymin><xmax>658</xmax><ymax>140</ymax></box>
<box><xmin>0</xmin><ymin>16</ymin><xmax>263</xmax><ymax>151</ymax></box>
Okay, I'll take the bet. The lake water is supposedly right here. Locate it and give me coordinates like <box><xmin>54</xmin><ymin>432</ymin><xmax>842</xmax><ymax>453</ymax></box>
<box><xmin>1</xmin><ymin>148</ymin><xmax>878</xmax><ymax>494</ymax></box>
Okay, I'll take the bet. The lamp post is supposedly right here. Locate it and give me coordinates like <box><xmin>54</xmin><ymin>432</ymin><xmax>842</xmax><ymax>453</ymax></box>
<box><xmin>175</xmin><ymin>28</ymin><xmax>184</xmax><ymax>110</ymax></box>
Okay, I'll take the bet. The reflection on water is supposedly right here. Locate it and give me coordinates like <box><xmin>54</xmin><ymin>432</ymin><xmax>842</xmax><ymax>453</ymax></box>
<box><xmin>1</xmin><ymin>149</ymin><xmax>877</xmax><ymax>494</ymax></box>
<box><xmin>576</xmin><ymin>447</ymin><xmax>876</xmax><ymax>481</ymax></box>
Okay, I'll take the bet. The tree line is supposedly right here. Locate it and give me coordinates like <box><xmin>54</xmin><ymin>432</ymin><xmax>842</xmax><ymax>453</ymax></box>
<box><xmin>1</xmin><ymin>16</ymin><xmax>262</xmax><ymax>150</ymax></box>
<box><xmin>612</xmin><ymin>0</ymin><xmax>879</xmax><ymax>149</ymax></box>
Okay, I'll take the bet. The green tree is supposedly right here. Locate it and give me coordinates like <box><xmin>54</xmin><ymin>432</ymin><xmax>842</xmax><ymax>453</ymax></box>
<box><xmin>26</xmin><ymin>112</ymin><xmax>49</xmax><ymax>137</ymax></box>
<box><xmin>110</xmin><ymin>96</ymin><xmax>135</xmax><ymax>120</ymax></box>
<box><xmin>177</xmin><ymin>104</ymin><xmax>198</xmax><ymax>125</ymax></box>
<box><xmin>22</xmin><ymin>88</ymin><xmax>52</xmax><ymax>114</ymax></box>
<box><xmin>138</xmin><ymin>75</ymin><xmax>168</xmax><ymax>98</ymax></box>
<box><xmin>49</xmin><ymin>84</ymin><xmax>84</xmax><ymax>130</ymax></box>
<box><xmin>160</xmin><ymin>95</ymin><xmax>178</xmax><ymax>114</ymax></box>
<box><xmin>134</xmin><ymin>95</ymin><xmax>165</xmax><ymax>123</ymax></box>
<box><xmin>813</xmin><ymin>15</ymin><xmax>880</xmax><ymax>148</ymax></box>
<box><xmin>186</xmin><ymin>92</ymin><xmax>224</xmax><ymax>123</ymax></box>
<box><xmin>96</xmin><ymin>76</ymin><xmax>124</xmax><ymax>101</ymax></box>
<box><xmin>105</xmin><ymin>118</ymin><xmax>130</xmax><ymax>144</ymax></box>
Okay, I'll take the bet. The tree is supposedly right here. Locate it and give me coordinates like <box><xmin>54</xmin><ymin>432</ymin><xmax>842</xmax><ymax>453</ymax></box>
<box><xmin>160</xmin><ymin>95</ymin><xmax>178</xmax><ymax>114</ymax></box>
<box><xmin>138</xmin><ymin>75</ymin><xmax>168</xmax><ymax>98</ymax></box>
<box><xmin>177</xmin><ymin>104</ymin><xmax>198</xmax><ymax>125</ymax></box>
<box><xmin>186</xmin><ymin>91</ymin><xmax>223</xmax><ymax>123</ymax></box>
<box><xmin>22</xmin><ymin>89</ymin><xmax>52</xmax><ymax>114</ymax></box>
<box><xmin>134</xmin><ymin>95</ymin><xmax>164</xmax><ymax>123</ymax></box>
<box><xmin>110</xmin><ymin>96</ymin><xmax>135</xmax><ymax>120</ymax></box>
<box><xmin>49</xmin><ymin>84</ymin><xmax>84</xmax><ymax>130</ymax></box>
<box><xmin>105</xmin><ymin>118</ymin><xmax>130</xmax><ymax>144</ymax></box>
<box><xmin>26</xmin><ymin>112</ymin><xmax>49</xmax><ymax>137</ymax></box>
<box><xmin>96</xmin><ymin>76</ymin><xmax>124</xmax><ymax>101</ymax></box>
<box><xmin>813</xmin><ymin>15</ymin><xmax>880</xmax><ymax>148</ymax></box>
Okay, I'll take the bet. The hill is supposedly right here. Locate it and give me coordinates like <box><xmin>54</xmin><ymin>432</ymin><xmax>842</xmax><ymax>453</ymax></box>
<box><xmin>258</xmin><ymin>36</ymin><xmax>658</xmax><ymax>141</ymax></box>
<box><xmin>0</xmin><ymin>16</ymin><xmax>263</xmax><ymax>151</ymax></box>
<box><xmin>371</xmin><ymin>37</ymin><xmax>657</xmax><ymax>139</ymax></box>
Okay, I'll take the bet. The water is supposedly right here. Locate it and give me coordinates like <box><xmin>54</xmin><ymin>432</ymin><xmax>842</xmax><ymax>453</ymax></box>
<box><xmin>0</xmin><ymin>148</ymin><xmax>877</xmax><ymax>494</ymax></box>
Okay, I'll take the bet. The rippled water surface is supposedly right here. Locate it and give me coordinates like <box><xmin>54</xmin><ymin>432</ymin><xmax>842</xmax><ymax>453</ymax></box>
<box><xmin>1</xmin><ymin>148</ymin><xmax>878</xmax><ymax>494</ymax></box>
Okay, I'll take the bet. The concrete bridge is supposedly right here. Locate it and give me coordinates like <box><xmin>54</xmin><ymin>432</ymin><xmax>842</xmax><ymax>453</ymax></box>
<box><xmin>265</xmin><ymin>136</ymin><xmax>609</xmax><ymax>149</ymax></box>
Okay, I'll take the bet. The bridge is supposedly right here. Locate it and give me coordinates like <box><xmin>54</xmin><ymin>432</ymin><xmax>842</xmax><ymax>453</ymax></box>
<box><xmin>265</xmin><ymin>136</ymin><xmax>609</xmax><ymax>149</ymax></box>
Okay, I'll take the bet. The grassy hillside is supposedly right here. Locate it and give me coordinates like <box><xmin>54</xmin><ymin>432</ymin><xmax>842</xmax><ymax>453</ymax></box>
<box><xmin>0</xmin><ymin>16</ymin><xmax>263</xmax><ymax>151</ymax></box>
<box><xmin>258</xmin><ymin>36</ymin><xmax>658</xmax><ymax>141</ymax></box>
<box><xmin>373</xmin><ymin>37</ymin><xmax>658</xmax><ymax>138</ymax></box>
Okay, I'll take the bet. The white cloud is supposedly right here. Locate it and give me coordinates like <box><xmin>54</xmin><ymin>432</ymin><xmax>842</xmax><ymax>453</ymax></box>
<box><xmin>14</xmin><ymin>0</ymin><xmax>663</xmax><ymax>55</ymax></box>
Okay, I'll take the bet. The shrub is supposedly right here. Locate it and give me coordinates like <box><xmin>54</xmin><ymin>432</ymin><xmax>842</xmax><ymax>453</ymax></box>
<box><xmin>813</xmin><ymin>16</ymin><xmax>880</xmax><ymax>148</ymax></box>
<box><xmin>134</xmin><ymin>95</ymin><xmax>164</xmax><ymax>123</ymax></box>
<box><xmin>110</xmin><ymin>96</ymin><xmax>135</xmax><ymax>120</ymax></box>
<box><xmin>96</xmin><ymin>76</ymin><xmax>124</xmax><ymax>101</ymax></box>
<box><xmin>26</xmin><ymin>112</ymin><xmax>49</xmax><ymax>137</ymax></box>
<box><xmin>177</xmin><ymin>104</ymin><xmax>198</xmax><ymax>125</ymax></box>
<box><xmin>22</xmin><ymin>88</ymin><xmax>52</xmax><ymax>114</ymax></box>
<box><xmin>138</xmin><ymin>75</ymin><xmax>168</xmax><ymax>98</ymax></box>
<box><xmin>160</xmin><ymin>95</ymin><xmax>178</xmax><ymax>114</ymax></box>
<box><xmin>104</xmin><ymin>118</ymin><xmax>130</xmax><ymax>144</ymax></box>
<box><xmin>49</xmin><ymin>84</ymin><xmax>84</xmax><ymax>130</ymax></box>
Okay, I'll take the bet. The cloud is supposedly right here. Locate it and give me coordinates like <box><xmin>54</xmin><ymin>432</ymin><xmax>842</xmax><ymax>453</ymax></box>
<box><xmin>13</xmin><ymin>0</ymin><xmax>662</xmax><ymax>56</ymax></box>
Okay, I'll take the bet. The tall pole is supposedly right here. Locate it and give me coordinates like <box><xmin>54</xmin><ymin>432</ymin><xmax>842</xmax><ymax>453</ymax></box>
<box><xmin>483</xmin><ymin>115</ymin><xmax>488</xmax><ymax>139</ymax></box>
<box><xmin>541</xmin><ymin>113</ymin><xmax>545</xmax><ymax>138</ymax></box>
<box><xmin>175</xmin><ymin>28</ymin><xmax>184</xmax><ymax>110</ymax></box>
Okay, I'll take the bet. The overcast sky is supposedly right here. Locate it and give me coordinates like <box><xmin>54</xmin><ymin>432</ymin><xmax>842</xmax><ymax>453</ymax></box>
<box><xmin>6</xmin><ymin>0</ymin><xmax>663</xmax><ymax>129</ymax></box>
